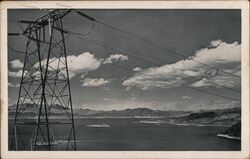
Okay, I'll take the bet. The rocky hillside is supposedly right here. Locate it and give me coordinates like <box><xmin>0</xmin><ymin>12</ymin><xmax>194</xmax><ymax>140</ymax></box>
<box><xmin>166</xmin><ymin>107</ymin><xmax>241</xmax><ymax>127</ymax></box>
<box><xmin>218</xmin><ymin>121</ymin><xmax>241</xmax><ymax>138</ymax></box>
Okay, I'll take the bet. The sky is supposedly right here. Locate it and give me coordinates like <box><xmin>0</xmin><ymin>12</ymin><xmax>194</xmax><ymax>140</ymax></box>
<box><xmin>8</xmin><ymin>9</ymin><xmax>241</xmax><ymax>111</ymax></box>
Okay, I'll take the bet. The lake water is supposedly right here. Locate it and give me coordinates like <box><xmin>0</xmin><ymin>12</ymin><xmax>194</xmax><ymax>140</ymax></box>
<box><xmin>8</xmin><ymin>118</ymin><xmax>241</xmax><ymax>151</ymax></box>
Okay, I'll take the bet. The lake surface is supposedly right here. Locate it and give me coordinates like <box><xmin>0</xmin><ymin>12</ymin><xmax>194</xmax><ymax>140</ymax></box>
<box><xmin>8</xmin><ymin>118</ymin><xmax>241</xmax><ymax>151</ymax></box>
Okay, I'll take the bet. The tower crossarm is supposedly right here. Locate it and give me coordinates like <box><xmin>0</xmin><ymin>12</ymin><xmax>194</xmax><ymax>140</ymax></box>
<box><xmin>20</xmin><ymin>9</ymin><xmax>72</xmax><ymax>35</ymax></box>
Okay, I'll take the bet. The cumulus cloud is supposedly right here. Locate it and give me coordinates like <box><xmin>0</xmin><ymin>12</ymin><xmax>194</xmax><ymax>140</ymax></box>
<box><xmin>133</xmin><ymin>67</ymin><xmax>142</xmax><ymax>72</ymax></box>
<box><xmin>209</xmin><ymin>39</ymin><xmax>222</xmax><ymax>47</ymax></box>
<box><xmin>8</xmin><ymin>82</ymin><xmax>20</xmax><ymax>88</ymax></box>
<box><xmin>80</xmin><ymin>73</ymin><xmax>88</xmax><ymax>79</ymax></box>
<box><xmin>122</xmin><ymin>40</ymin><xmax>241</xmax><ymax>90</ymax></box>
<box><xmin>10</xmin><ymin>59</ymin><xmax>23</xmax><ymax>69</ymax></box>
<box><xmin>8</xmin><ymin>70</ymin><xmax>27</xmax><ymax>78</ymax></box>
<box><xmin>191</xmin><ymin>75</ymin><xmax>237</xmax><ymax>88</ymax></box>
<box><xmin>35</xmin><ymin>52</ymin><xmax>101</xmax><ymax>79</ymax></box>
<box><xmin>103</xmin><ymin>54</ymin><xmax>128</xmax><ymax>64</ymax></box>
<box><xmin>8</xmin><ymin>59</ymin><xmax>26</xmax><ymax>78</ymax></box>
<box><xmin>9</xmin><ymin>52</ymin><xmax>101</xmax><ymax>79</ymax></box>
<box><xmin>32</xmin><ymin>52</ymin><xmax>129</xmax><ymax>79</ymax></box>
<box><xmin>66</xmin><ymin>52</ymin><xmax>101</xmax><ymax>74</ymax></box>
<box><xmin>81</xmin><ymin>78</ymin><xmax>110</xmax><ymax>87</ymax></box>
<box><xmin>123</xmin><ymin>73</ymin><xmax>184</xmax><ymax>90</ymax></box>
<box><xmin>9</xmin><ymin>53</ymin><xmax>128</xmax><ymax>80</ymax></box>
<box><xmin>182</xmin><ymin>96</ymin><xmax>192</xmax><ymax>100</ymax></box>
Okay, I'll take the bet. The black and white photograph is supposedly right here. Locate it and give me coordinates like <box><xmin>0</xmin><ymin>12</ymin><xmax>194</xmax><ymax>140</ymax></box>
<box><xmin>1</xmin><ymin>1</ymin><xmax>249</xmax><ymax>159</ymax></box>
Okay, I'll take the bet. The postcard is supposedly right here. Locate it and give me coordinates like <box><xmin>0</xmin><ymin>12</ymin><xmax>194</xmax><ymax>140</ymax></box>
<box><xmin>1</xmin><ymin>1</ymin><xmax>249</xmax><ymax>159</ymax></box>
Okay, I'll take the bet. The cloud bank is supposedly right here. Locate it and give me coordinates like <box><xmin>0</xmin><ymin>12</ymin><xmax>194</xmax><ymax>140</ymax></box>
<box><xmin>182</xmin><ymin>96</ymin><xmax>192</xmax><ymax>100</ymax></box>
<box><xmin>39</xmin><ymin>52</ymin><xmax>102</xmax><ymax>79</ymax></box>
<box><xmin>103</xmin><ymin>54</ymin><xmax>128</xmax><ymax>64</ymax></box>
<box><xmin>122</xmin><ymin>40</ymin><xmax>241</xmax><ymax>90</ymax></box>
<box><xmin>10</xmin><ymin>59</ymin><xmax>23</xmax><ymax>69</ymax></box>
<box><xmin>133</xmin><ymin>67</ymin><xmax>142</xmax><ymax>72</ymax></box>
<box><xmin>8</xmin><ymin>82</ymin><xmax>20</xmax><ymax>88</ymax></box>
<box><xmin>9</xmin><ymin>52</ymin><xmax>130</xmax><ymax>80</ymax></box>
<box><xmin>81</xmin><ymin>78</ymin><xmax>110</xmax><ymax>87</ymax></box>
<box><xmin>8</xmin><ymin>70</ymin><xmax>25</xmax><ymax>78</ymax></box>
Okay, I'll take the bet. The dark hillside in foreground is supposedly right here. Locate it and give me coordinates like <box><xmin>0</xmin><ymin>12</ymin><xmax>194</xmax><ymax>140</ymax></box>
<box><xmin>167</xmin><ymin>107</ymin><xmax>241</xmax><ymax>127</ymax></box>
<box><xmin>221</xmin><ymin>121</ymin><xmax>241</xmax><ymax>137</ymax></box>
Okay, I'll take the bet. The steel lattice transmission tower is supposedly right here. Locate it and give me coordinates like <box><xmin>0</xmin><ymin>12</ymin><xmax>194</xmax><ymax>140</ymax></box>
<box><xmin>10</xmin><ymin>9</ymin><xmax>77</xmax><ymax>150</ymax></box>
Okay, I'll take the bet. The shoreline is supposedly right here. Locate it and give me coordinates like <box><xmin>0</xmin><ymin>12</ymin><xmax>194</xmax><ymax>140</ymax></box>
<box><xmin>217</xmin><ymin>134</ymin><xmax>241</xmax><ymax>140</ymax></box>
<box><xmin>170</xmin><ymin>123</ymin><xmax>230</xmax><ymax>127</ymax></box>
<box><xmin>8</xmin><ymin>118</ymin><xmax>233</xmax><ymax>128</ymax></box>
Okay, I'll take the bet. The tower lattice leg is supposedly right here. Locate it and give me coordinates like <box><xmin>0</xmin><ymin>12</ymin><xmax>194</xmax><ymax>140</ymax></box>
<box><xmin>11</xmin><ymin>10</ymin><xmax>76</xmax><ymax>151</ymax></box>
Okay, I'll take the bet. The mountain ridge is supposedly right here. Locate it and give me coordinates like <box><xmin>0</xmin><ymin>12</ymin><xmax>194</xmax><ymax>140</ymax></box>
<box><xmin>9</xmin><ymin>104</ymin><xmax>240</xmax><ymax>119</ymax></box>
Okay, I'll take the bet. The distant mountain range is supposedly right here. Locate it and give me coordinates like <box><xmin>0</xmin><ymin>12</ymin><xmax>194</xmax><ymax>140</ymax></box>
<box><xmin>73</xmin><ymin>107</ymin><xmax>191</xmax><ymax>118</ymax></box>
<box><xmin>8</xmin><ymin>103</ymin><xmax>71</xmax><ymax>118</ymax></box>
<box><xmin>8</xmin><ymin>104</ymin><xmax>190</xmax><ymax>118</ymax></box>
<box><xmin>8</xmin><ymin>104</ymin><xmax>241</xmax><ymax>139</ymax></box>
<box><xmin>9</xmin><ymin>104</ymin><xmax>240</xmax><ymax>126</ymax></box>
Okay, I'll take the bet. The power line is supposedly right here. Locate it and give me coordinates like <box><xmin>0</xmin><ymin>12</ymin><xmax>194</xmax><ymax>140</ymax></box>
<box><xmin>65</xmin><ymin>47</ymin><xmax>240</xmax><ymax>102</ymax></box>
<box><xmin>67</xmin><ymin>31</ymin><xmax>241</xmax><ymax>94</ymax></box>
<box><xmin>8</xmin><ymin>30</ymin><xmax>240</xmax><ymax>101</ymax></box>
<box><xmin>74</xmin><ymin>10</ymin><xmax>241</xmax><ymax>79</ymax></box>
<box><xmin>8</xmin><ymin>44</ymin><xmax>26</xmax><ymax>55</ymax></box>
<box><xmin>96</xmin><ymin>17</ymin><xmax>241</xmax><ymax>79</ymax></box>
<box><xmin>64</xmin><ymin>20</ymin><xmax>97</xmax><ymax>37</ymax></box>
<box><xmin>8</xmin><ymin>41</ymin><xmax>241</xmax><ymax>101</ymax></box>
<box><xmin>8</xmin><ymin>9</ymin><xmax>241</xmax><ymax>101</ymax></box>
